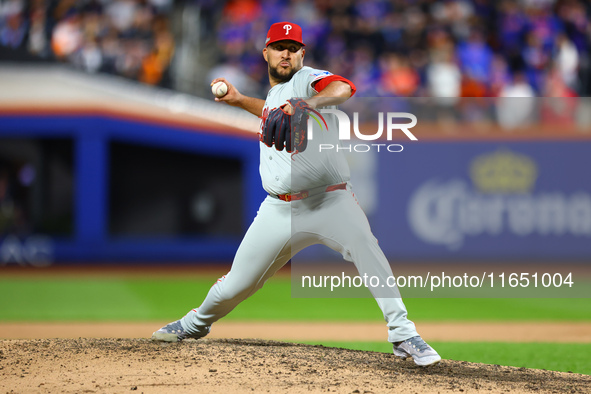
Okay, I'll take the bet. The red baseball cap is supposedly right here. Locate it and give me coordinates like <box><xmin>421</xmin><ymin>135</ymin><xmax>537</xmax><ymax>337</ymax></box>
<box><xmin>265</xmin><ymin>22</ymin><xmax>305</xmax><ymax>47</ymax></box>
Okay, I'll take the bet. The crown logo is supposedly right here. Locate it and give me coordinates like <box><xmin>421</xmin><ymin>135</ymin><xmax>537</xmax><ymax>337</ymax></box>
<box><xmin>470</xmin><ymin>149</ymin><xmax>538</xmax><ymax>193</ymax></box>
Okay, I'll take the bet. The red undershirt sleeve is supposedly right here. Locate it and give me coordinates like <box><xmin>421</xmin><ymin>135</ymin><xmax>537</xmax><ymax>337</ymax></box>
<box><xmin>313</xmin><ymin>75</ymin><xmax>357</xmax><ymax>97</ymax></box>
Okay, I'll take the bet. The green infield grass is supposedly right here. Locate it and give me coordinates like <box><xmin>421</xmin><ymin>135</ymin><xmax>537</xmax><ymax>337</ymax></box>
<box><xmin>0</xmin><ymin>276</ymin><xmax>589</xmax><ymax>322</ymax></box>
<box><xmin>299</xmin><ymin>341</ymin><xmax>591</xmax><ymax>376</ymax></box>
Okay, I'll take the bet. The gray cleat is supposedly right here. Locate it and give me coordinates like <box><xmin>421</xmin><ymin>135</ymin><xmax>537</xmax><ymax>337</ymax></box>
<box><xmin>151</xmin><ymin>320</ymin><xmax>194</xmax><ymax>342</ymax></box>
<box><xmin>393</xmin><ymin>335</ymin><xmax>442</xmax><ymax>366</ymax></box>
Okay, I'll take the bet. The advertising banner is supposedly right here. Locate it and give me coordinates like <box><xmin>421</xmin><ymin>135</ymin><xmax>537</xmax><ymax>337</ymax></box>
<box><xmin>373</xmin><ymin>142</ymin><xmax>591</xmax><ymax>260</ymax></box>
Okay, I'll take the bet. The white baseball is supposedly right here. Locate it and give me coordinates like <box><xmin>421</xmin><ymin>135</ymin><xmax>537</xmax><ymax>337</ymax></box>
<box><xmin>211</xmin><ymin>81</ymin><xmax>228</xmax><ymax>98</ymax></box>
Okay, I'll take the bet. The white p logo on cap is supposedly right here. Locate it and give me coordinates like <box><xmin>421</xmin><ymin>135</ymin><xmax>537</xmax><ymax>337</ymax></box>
<box><xmin>283</xmin><ymin>24</ymin><xmax>292</xmax><ymax>35</ymax></box>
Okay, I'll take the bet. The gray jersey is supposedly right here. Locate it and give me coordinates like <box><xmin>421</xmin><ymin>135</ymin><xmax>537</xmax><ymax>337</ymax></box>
<box><xmin>259</xmin><ymin>66</ymin><xmax>350</xmax><ymax>195</ymax></box>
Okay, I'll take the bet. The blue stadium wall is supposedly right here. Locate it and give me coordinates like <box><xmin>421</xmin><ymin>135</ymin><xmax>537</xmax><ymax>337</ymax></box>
<box><xmin>0</xmin><ymin>113</ymin><xmax>264</xmax><ymax>264</ymax></box>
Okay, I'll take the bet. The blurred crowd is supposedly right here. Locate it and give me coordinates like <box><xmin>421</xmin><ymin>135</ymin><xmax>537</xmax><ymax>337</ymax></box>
<box><xmin>0</xmin><ymin>0</ymin><xmax>175</xmax><ymax>86</ymax></box>
<box><xmin>1</xmin><ymin>0</ymin><xmax>590</xmax><ymax>98</ymax></box>
<box><xmin>204</xmin><ymin>0</ymin><xmax>591</xmax><ymax>99</ymax></box>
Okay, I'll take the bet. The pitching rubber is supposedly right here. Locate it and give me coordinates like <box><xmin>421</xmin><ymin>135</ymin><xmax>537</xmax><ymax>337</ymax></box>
<box><xmin>151</xmin><ymin>332</ymin><xmax>181</xmax><ymax>342</ymax></box>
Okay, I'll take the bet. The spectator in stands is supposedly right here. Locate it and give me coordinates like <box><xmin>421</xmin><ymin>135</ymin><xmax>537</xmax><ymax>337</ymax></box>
<box><xmin>540</xmin><ymin>65</ymin><xmax>578</xmax><ymax>126</ymax></box>
<box><xmin>522</xmin><ymin>30</ymin><xmax>551</xmax><ymax>93</ymax></box>
<box><xmin>27</xmin><ymin>0</ymin><xmax>49</xmax><ymax>57</ymax></box>
<box><xmin>497</xmin><ymin>71</ymin><xmax>536</xmax><ymax>129</ymax></box>
<box><xmin>426</xmin><ymin>49</ymin><xmax>461</xmax><ymax>125</ymax></box>
<box><xmin>426</xmin><ymin>50</ymin><xmax>461</xmax><ymax>103</ymax></box>
<box><xmin>379</xmin><ymin>53</ymin><xmax>420</xmax><ymax>97</ymax></box>
<box><xmin>554</xmin><ymin>32</ymin><xmax>579</xmax><ymax>91</ymax></box>
<box><xmin>489</xmin><ymin>54</ymin><xmax>511</xmax><ymax>96</ymax></box>
<box><xmin>0</xmin><ymin>4</ymin><xmax>27</xmax><ymax>49</ymax></box>
<box><xmin>349</xmin><ymin>46</ymin><xmax>380</xmax><ymax>96</ymax></box>
<box><xmin>74</xmin><ymin>36</ymin><xmax>102</xmax><ymax>73</ymax></box>
<box><xmin>51</xmin><ymin>12</ymin><xmax>82</xmax><ymax>61</ymax></box>
<box><xmin>456</xmin><ymin>28</ymin><xmax>493</xmax><ymax>90</ymax></box>
<box><xmin>430</xmin><ymin>0</ymin><xmax>473</xmax><ymax>42</ymax></box>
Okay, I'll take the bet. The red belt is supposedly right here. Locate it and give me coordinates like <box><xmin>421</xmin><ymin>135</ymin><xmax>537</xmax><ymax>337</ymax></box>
<box><xmin>275</xmin><ymin>183</ymin><xmax>347</xmax><ymax>202</ymax></box>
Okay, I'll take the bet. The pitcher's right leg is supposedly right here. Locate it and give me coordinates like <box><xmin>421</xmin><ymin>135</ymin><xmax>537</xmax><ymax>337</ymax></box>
<box><xmin>152</xmin><ymin>196</ymin><xmax>293</xmax><ymax>342</ymax></box>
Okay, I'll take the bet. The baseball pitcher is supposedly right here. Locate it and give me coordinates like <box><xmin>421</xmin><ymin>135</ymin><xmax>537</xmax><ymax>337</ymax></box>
<box><xmin>152</xmin><ymin>22</ymin><xmax>441</xmax><ymax>367</ymax></box>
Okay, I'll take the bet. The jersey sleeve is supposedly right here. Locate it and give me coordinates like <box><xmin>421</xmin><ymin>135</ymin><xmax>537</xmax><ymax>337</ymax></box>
<box><xmin>300</xmin><ymin>68</ymin><xmax>357</xmax><ymax>97</ymax></box>
<box><xmin>301</xmin><ymin>68</ymin><xmax>333</xmax><ymax>97</ymax></box>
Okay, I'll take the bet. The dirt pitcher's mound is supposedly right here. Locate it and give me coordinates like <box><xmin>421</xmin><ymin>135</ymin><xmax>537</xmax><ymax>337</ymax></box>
<box><xmin>1</xmin><ymin>338</ymin><xmax>589</xmax><ymax>393</ymax></box>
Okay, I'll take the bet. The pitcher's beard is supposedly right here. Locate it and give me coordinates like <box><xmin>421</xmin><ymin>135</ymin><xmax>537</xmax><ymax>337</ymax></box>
<box><xmin>269</xmin><ymin>65</ymin><xmax>297</xmax><ymax>83</ymax></box>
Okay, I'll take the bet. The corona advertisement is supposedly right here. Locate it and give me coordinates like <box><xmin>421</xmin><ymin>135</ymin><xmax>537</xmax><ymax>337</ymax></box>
<box><xmin>373</xmin><ymin>143</ymin><xmax>591</xmax><ymax>259</ymax></box>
